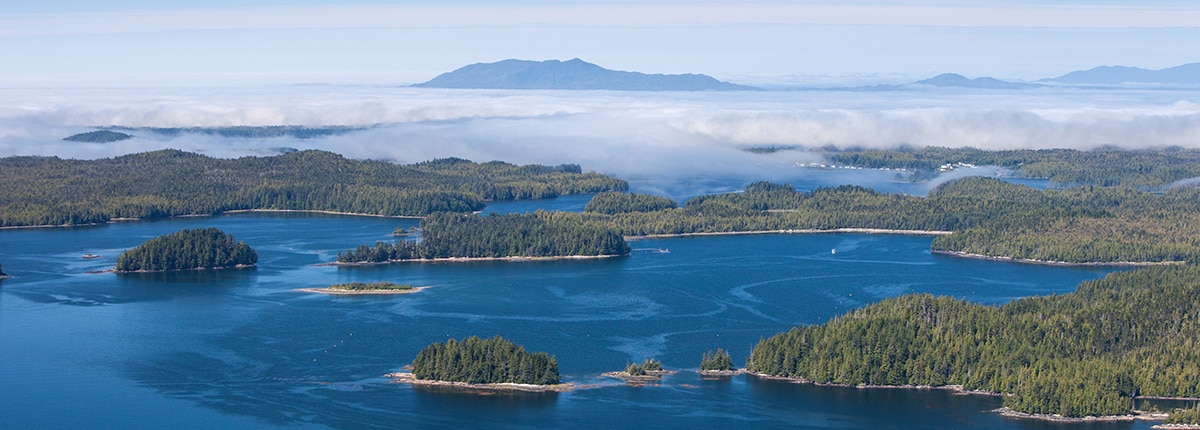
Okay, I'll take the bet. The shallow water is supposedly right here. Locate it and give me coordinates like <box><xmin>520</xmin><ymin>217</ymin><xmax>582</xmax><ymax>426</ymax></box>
<box><xmin>0</xmin><ymin>208</ymin><xmax>1156</xmax><ymax>429</ymax></box>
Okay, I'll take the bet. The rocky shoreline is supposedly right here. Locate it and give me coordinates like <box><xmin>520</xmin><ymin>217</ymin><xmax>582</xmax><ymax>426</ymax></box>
<box><xmin>932</xmin><ymin>250</ymin><xmax>1187</xmax><ymax>267</ymax></box>
<box><xmin>297</xmin><ymin>286</ymin><xmax>427</xmax><ymax>295</ymax></box>
<box><xmin>386</xmin><ymin>371</ymin><xmax>575</xmax><ymax>393</ymax></box>
<box><xmin>627</xmin><ymin>227</ymin><xmax>952</xmax><ymax>240</ymax></box>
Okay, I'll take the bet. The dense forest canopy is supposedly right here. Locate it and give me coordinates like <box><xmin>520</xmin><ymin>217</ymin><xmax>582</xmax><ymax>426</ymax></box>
<box><xmin>0</xmin><ymin>149</ymin><xmax>627</xmax><ymax>227</ymax></box>
<box><xmin>338</xmin><ymin>211</ymin><xmax>630</xmax><ymax>262</ymax></box>
<box><xmin>699</xmin><ymin>349</ymin><xmax>734</xmax><ymax>371</ymax></box>
<box><xmin>411</xmin><ymin>336</ymin><xmax>560</xmax><ymax>385</ymax></box>
<box><xmin>825</xmin><ymin>146</ymin><xmax>1200</xmax><ymax>188</ymax></box>
<box><xmin>115</xmin><ymin>227</ymin><xmax>257</xmax><ymax>272</ymax></box>
<box><xmin>746</xmin><ymin>265</ymin><xmax>1200</xmax><ymax>418</ymax></box>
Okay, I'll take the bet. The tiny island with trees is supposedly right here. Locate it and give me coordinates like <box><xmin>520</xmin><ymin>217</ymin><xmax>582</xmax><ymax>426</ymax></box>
<box><xmin>297</xmin><ymin>281</ymin><xmax>423</xmax><ymax>295</ymax></box>
<box><xmin>389</xmin><ymin>336</ymin><xmax>570</xmax><ymax>392</ymax></box>
<box><xmin>114</xmin><ymin>228</ymin><xmax>257</xmax><ymax>273</ymax></box>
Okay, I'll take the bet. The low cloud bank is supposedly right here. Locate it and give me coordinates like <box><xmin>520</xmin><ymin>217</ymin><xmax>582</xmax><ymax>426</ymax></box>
<box><xmin>2</xmin><ymin>86</ymin><xmax>1198</xmax><ymax>186</ymax></box>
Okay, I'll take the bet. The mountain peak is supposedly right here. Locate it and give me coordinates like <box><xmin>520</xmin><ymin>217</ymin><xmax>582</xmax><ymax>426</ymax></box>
<box><xmin>914</xmin><ymin>73</ymin><xmax>1037</xmax><ymax>89</ymax></box>
<box><xmin>1042</xmin><ymin>62</ymin><xmax>1200</xmax><ymax>85</ymax></box>
<box><xmin>412</xmin><ymin>59</ymin><xmax>755</xmax><ymax>91</ymax></box>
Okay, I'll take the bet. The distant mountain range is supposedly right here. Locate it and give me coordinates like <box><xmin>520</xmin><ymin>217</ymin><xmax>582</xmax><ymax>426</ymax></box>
<box><xmin>1041</xmin><ymin>62</ymin><xmax>1200</xmax><ymax>85</ymax></box>
<box><xmin>412</xmin><ymin>59</ymin><xmax>755</xmax><ymax>91</ymax></box>
<box><xmin>911</xmin><ymin>73</ymin><xmax>1040</xmax><ymax>89</ymax></box>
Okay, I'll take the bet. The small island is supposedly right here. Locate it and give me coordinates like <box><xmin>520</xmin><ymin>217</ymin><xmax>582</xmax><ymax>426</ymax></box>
<box><xmin>114</xmin><ymin>227</ymin><xmax>257</xmax><ymax>273</ymax></box>
<box><xmin>298</xmin><ymin>281</ymin><xmax>425</xmax><ymax>295</ymax></box>
<box><xmin>697</xmin><ymin>348</ymin><xmax>740</xmax><ymax>377</ymax></box>
<box><xmin>390</xmin><ymin>336</ymin><xmax>572</xmax><ymax>393</ymax></box>
<box><xmin>603</xmin><ymin>359</ymin><xmax>674</xmax><ymax>385</ymax></box>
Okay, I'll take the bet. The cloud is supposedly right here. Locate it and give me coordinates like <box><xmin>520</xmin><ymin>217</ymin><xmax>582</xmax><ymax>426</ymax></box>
<box><xmin>3</xmin><ymin>85</ymin><xmax>1199</xmax><ymax>197</ymax></box>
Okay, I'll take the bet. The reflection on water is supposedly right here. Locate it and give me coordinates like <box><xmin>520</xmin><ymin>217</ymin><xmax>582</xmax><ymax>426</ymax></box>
<box><xmin>0</xmin><ymin>210</ymin><xmax>1154</xmax><ymax>429</ymax></box>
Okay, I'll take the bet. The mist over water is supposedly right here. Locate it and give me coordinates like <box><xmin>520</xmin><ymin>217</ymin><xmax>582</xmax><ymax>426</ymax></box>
<box><xmin>3</xmin><ymin>85</ymin><xmax>1199</xmax><ymax>192</ymax></box>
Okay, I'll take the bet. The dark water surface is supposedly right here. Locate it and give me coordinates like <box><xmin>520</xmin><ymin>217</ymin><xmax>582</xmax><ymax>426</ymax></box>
<box><xmin>0</xmin><ymin>206</ymin><xmax>1155</xmax><ymax>429</ymax></box>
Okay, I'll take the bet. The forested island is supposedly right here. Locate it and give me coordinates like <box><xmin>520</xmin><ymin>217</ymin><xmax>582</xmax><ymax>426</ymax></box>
<box><xmin>337</xmin><ymin>211</ymin><xmax>630</xmax><ymax>263</ymax></box>
<box><xmin>699</xmin><ymin>349</ymin><xmax>734</xmax><ymax>373</ymax></box>
<box><xmin>408</xmin><ymin>336</ymin><xmax>563</xmax><ymax>388</ymax></box>
<box><xmin>115</xmin><ymin>228</ymin><xmax>257</xmax><ymax>272</ymax></box>
<box><xmin>298</xmin><ymin>282</ymin><xmax>422</xmax><ymax>295</ymax></box>
<box><xmin>823</xmin><ymin>146</ymin><xmax>1200</xmax><ymax>188</ymax></box>
<box><xmin>0</xmin><ymin>149</ymin><xmax>626</xmax><ymax>227</ymax></box>
<box><xmin>746</xmin><ymin>265</ymin><xmax>1200</xmax><ymax>419</ymax></box>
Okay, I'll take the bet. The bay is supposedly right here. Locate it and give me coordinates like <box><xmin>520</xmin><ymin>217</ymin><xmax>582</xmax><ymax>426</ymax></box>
<box><xmin>0</xmin><ymin>209</ymin><xmax>1154</xmax><ymax>429</ymax></box>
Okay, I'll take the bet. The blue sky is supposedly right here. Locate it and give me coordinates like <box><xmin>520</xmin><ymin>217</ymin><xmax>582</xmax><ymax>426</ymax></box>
<box><xmin>3</xmin><ymin>0</ymin><xmax>1199</xmax><ymax>86</ymax></box>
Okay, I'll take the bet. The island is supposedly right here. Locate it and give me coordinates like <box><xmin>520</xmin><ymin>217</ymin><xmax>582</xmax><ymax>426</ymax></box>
<box><xmin>603</xmin><ymin>359</ymin><xmax>674</xmax><ymax>384</ymax></box>
<box><xmin>0</xmin><ymin>149</ymin><xmax>627</xmax><ymax>228</ymax></box>
<box><xmin>337</xmin><ymin>211</ymin><xmax>630</xmax><ymax>263</ymax></box>
<box><xmin>62</xmin><ymin>130</ymin><xmax>132</xmax><ymax>143</ymax></box>
<box><xmin>297</xmin><ymin>282</ymin><xmax>425</xmax><ymax>295</ymax></box>
<box><xmin>390</xmin><ymin>336</ymin><xmax>571</xmax><ymax>392</ymax></box>
<box><xmin>114</xmin><ymin>228</ymin><xmax>257</xmax><ymax>273</ymax></box>
<box><xmin>745</xmin><ymin>265</ymin><xmax>1200</xmax><ymax>420</ymax></box>
<box><xmin>698</xmin><ymin>349</ymin><xmax>739</xmax><ymax>377</ymax></box>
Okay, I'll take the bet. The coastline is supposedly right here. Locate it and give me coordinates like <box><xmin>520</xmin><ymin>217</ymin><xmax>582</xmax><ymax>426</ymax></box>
<box><xmin>932</xmin><ymin>250</ymin><xmax>1188</xmax><ymax>267</ymax></box>
<box><xmin>297</xmin><ymin>286</ymin><xmax>427</xmax><ymax>295</ymax></box>
<box><xmin>386</xmin><ymin>371</ymin><xmax>575</xmax><ymax>393</ymax></box>
<box><xmin>746</xmin><ymin>372</ymin><xmax>1177</xmax><ymax>423</ymax></box>
<box><xmin>0</xmin><ymin>209</ymin><xmax>422</xmax><ymax>231</ymax></box>
<box><xmin>995</xmin><ymin>407</ymin><xmax>1167</xmax><ymax>423</ymax></box>
<box><xmin>1154</xmin><ymin>424</ymin><xmax>1200</xmax><ymax>429</ymax></box>
<box><xmin>113</xmin><ymin>264</ymin><xmax>256</xmax><ymax>274</ymax></box>
<box><xmin>223</xmin><ymin>209</ymin><xmax>424</xmax><ymax>219</ymax></box>
<box><xmin>327</xmin><ymin>254</ymin><xmax>623</xmax><ymax>266</ymax></box>
<box><xmin>626</xmin><ymin>228</ymin><xmax>952</xmax><ymax>240</ymax></box>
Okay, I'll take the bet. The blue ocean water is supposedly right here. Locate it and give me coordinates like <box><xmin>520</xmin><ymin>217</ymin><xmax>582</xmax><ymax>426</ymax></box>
<box><xmin>0</xmin><ymin>206</ymin><xmax>1154</xmax><ymax>429</ymax></box>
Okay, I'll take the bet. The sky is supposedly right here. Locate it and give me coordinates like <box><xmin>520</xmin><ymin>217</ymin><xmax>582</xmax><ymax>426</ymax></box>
<box><xmin>3</xmin><ymin>0</ymin><xmax>1200</xmax><ymax>86</ymax></box>
<box><xmin>2</xmin><ymin>1</ymin><xmax>1199</xmax><ymax>178</ymax></box>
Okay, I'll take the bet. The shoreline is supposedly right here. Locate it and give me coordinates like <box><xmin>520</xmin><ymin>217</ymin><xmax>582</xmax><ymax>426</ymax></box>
<box><xmin>932</xmin><ymin>250</ymin><xmax>1188</xmax><ymax>267</ymax></box>
<box><xmin>296</xmin><ymin>286</ymin><xmax>427</xmax><ymax>295</ymax></box>
<box><xmin>222</xmin><ymin>209</ymin><xmax>424</xmax><ymax>219</ymax></box>
<box><xmin>327</xmin><ymin>254</ymin><xmax>623</xmax><ymax>266</ymax></box>
<box><xmin>995</xmin><ymin>407</ymin><xmax>1167</xmax><ymax>423</ymax></box>
<box><xmin>386</xmin><ymin>372</ymin><xmax>575</xmax><ymax>393</ymax></box>
<box><xmin>745</xmin><ymin>372</ymin><xmax>1001</xmax><ymax>397</ymax></box>
<box><xmin>746</xmin><ymin>372</ymin><xmax>1178</xmax><ymax>423</ymax></box>
<box><xmin>601</xmin><ymin>369</ymin><xmax>676</xmax><ymax>385</ymax></box>
<box><xmin>626</xmin><ymin>228</ymin><xmax>952</xmax><ymax>240</ymax></box>
<box><xmin>113</xmin><ymin>264</ymin><xmax>256</xmax><ymax>274</ymax></box>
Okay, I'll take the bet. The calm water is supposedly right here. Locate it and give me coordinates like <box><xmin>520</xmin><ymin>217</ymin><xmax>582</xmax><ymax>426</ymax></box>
<box><xmin>0</xmin><ymin>200</ymin><xmax>1155</xmax><ymax>429</ymax></box>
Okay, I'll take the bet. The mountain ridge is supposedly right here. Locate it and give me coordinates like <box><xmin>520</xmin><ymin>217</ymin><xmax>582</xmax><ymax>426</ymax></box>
<box><xmin>412</xmin><ymin>58</ymin><xmax>756</xmax><ymax>91</ymax></box>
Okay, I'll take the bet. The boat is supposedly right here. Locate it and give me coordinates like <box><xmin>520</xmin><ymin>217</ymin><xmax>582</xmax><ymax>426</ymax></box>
<box><xmin>831</xmin><ymin>248</ymin><xmax>836</xmax><ymax>255</ymax></box>
<box><xmin>82</xmin><ymin>253</ymin><xmax>101</xmax><ymax>259</ymax></box>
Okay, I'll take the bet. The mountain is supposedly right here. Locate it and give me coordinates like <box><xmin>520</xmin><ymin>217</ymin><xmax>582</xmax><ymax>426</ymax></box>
<box><xmin>63</xmin><ymin>130</ymin><xmax>132</xmax><ymax>143</ymax></box>
<box><xmin>913</xmin><ymin>73</ymin><xmax>1039</xmax><ymax>89</ymax></box>
<box><xmin>1042</xmin><ymin>62</ymin><xmax>1200</xmax><ymax>85</ymax></box>
<box><xmin>413</xmin><ymin>58</ymin><xmax>755</xmax><ymax>91</ymax></box>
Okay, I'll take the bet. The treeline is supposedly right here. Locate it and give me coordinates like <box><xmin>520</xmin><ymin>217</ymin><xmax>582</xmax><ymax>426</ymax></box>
<box><xmin>624</xmin><ymin>358</ymin><xmax>664</xmax><ymax>376</ymax></box>
<box><xmin>826</xmin><ymin>146</ymin><xmax>1200</xmax><ymax>188</ymax></box>
<box><xmin>337</xmin><ymin>211</ymin><xmax>630</xmax><ymax>262</ymax></box>
<box><xmin>115</xmin><ymin>228</ymin><xmax>257</xmax><ymax>272</ymax></box>
<box><xmin>746</xmin><ymin>265</ymin><xmax>1200</xmax><ymax>418</ymax></box>
<box><xmin>411</xmin><ymin>336</ymin><xmax>559</xmax><ymax>385</ymax></box>
<box><xmin>327</xmin><ymin>282</ymin><xmax>412</xmax><ymax>291</ymax></box>
<box><xmin>0</xmin><ymin>149</ymin><xmax>627</xmax><ymax>227</ymax></box>
<box><xmin>553</xmin><ymin>179</ymin><xmax>1200</xmax><ymax>264</ymax></box>
<box><xmin>583</xmin><ymin>192</ymin><xmax>678</xmax><ymax>214</ymax></box>
<box><xmin>699</xmin><ymin>349</ymin><xmax>733</xmax><ymax>371</ymax></box>
<box><xmin>1165</xmin><ymin>405</ymin><xmax>1200</xmax><ymax>425</ymax></box>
